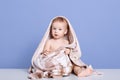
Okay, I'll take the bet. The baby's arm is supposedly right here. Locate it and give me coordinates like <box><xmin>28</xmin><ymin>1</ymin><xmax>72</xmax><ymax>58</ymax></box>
<box><xmin>43</xmin><ymin>40</ymin><xmax>51</xmax><ymax>55</ymax></box>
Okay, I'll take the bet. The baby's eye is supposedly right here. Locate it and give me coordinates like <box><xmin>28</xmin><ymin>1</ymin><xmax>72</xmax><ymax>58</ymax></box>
<box><xmin>53</xmin><ymin>28</ymin><xmax>56</xmax><ymax>30</ymax></box>
<box><xmin>59</xmin><ymin>29</ymin><xmax>62</xmax><ymax>30</ymax></box>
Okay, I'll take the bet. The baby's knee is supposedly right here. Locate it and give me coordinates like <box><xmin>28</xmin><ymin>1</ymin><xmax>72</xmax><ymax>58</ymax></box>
<box><xmin>73</xmin><ymin>65</ymin><xmax>82</xmax><ymax>75</ymax></box>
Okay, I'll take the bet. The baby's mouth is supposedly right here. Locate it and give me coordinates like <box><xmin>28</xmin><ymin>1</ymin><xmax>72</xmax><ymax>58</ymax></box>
<box><xmin>54</xmin><ymin>34</ymin><xmax>58</xmax><ymax>36</ymax></box>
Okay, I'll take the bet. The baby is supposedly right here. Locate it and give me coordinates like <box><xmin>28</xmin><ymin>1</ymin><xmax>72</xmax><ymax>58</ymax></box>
<box><xmin>37</xmin><ymin>17</ymin><xmax>73</xmax><ymax>78</ymax></box>
<box><xmin>28</xmin><ymin>16</ymin><xmax>93</xmax><ymax>79</ymax></box>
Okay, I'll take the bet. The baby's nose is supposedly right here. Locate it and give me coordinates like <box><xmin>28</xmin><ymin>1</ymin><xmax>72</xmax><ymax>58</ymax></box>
<box><xmin>55</xmin><ymin>29</ymin><xmax>58</xmax><ymax>32</ymax></box>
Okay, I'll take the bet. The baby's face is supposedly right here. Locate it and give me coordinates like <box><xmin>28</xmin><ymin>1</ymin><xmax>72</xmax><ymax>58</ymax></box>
<box><xmin>51</xmin><ymin>21</ymin><xmax>67</xmax><ymax>39</ymax></box>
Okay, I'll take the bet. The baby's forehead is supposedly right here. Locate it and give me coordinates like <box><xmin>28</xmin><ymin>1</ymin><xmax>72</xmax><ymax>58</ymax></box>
<box><xmin>52</xmin><ymin>21</ymin><xmax>68</xmax><ymax>28</ymax></box>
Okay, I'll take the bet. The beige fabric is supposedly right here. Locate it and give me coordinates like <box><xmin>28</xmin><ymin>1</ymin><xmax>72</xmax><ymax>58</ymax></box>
<box><xmin>34</xmin><ymin>48</ymin><xmax>72</xmax><ymax>71</ymax></box>
<box><xmin>29</xmin><ymin>16</ymin><xmax>86</xmax><ymax>74</ymax></box>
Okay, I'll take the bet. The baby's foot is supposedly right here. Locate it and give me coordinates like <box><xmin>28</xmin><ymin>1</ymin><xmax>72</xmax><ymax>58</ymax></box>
<box><xmin>77</xmin><ymin>65</ymin><xmax>93</xmax><ymax>77</ymax></box>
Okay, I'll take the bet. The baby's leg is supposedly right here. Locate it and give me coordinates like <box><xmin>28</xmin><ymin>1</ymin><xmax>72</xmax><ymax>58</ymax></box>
<box><xmin>73</xmin><ymin>65</ymin><xmax>82</xmax><ymax>76</ymax></box>
<box><xmin>73</xmin><ymin>65</ymin><xmax>93</xmax><ymax>77</ymax></box>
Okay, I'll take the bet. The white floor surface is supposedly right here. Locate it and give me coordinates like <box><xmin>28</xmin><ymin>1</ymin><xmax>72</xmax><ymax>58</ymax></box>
<box><xmin>0</xmin><ymin>69</ymin><xmax>120</xmax><ymax>80</ymax></box>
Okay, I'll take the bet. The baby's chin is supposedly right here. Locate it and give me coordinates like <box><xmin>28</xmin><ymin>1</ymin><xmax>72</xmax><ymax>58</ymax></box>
<box><xmin>52</xmin><ymin>36</ymin><xmax>60</xmax><ymax>39</ymax></box>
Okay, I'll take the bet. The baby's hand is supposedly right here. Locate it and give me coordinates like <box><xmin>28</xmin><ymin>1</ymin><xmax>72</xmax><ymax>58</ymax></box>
<box><xmin>42</xmin><ymin>50</ymin><xmax>50</xmax><ymax>56</ymax></box>
<box><xmin>64</xmin><ymin>48</ymin><xmax>70</xmax><ymax>55</ymax></box>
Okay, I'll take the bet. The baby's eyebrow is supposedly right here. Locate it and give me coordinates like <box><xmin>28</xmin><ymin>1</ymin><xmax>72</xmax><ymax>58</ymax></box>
<box><xmin>52</xmin><ymin>26</ymin><xmax>56</xmax><ymax>28</ymax></box>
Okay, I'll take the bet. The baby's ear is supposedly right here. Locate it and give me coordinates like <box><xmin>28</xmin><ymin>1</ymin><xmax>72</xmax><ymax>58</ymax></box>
<box><xmin>64</xmin><ymin>29</ymin><xmax>68</xmax><ymax>34</ymax></box>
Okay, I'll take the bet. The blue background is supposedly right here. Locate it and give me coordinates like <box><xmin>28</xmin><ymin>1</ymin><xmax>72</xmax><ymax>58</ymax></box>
<box><xmin>0</xmin><ymin>0</ymin><xmax>120</xmax><ymax>68</ymax></box>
